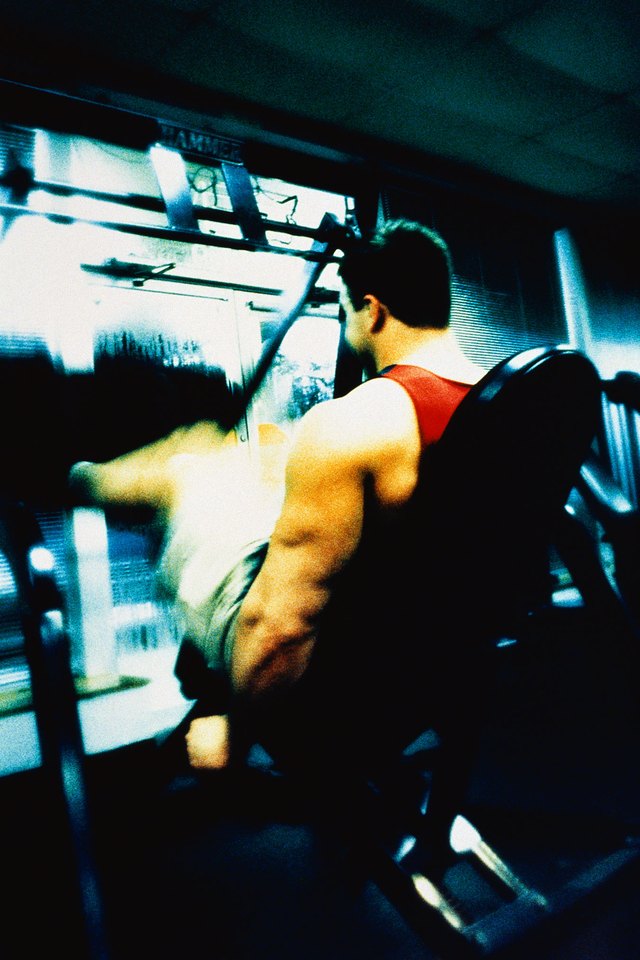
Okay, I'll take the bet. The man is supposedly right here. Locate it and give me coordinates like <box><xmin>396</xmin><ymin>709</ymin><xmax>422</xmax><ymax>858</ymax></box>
<box><xmin>72</xmin><ymin>220</ymin><xmax>485</xmax><ymax>774</ymax></box>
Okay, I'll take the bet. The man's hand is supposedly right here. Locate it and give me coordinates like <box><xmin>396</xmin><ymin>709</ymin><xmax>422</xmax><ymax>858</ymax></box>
<box><xmin>185</xmin><ymin>714</ymin><xmax>231</xmax><ymax>769</ymax></box>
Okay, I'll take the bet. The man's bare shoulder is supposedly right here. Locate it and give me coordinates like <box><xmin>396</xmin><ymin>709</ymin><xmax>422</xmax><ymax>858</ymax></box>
<box><xmin>289</xmin><ymin>377</ymin><xmax>419</xmax><ymax>481</ymax></box>
<box><xmin>302</xmin><ymin>377</ymin><xmax>416</xmax><ymax>441</ymax></box>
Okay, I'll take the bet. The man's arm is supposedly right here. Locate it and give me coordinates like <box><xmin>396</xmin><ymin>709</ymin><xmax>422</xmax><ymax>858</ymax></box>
<box><xmin>184</xmin><ymin>397</ymin><xmax>369</xmax><ymax>770</ymax></box>
<box><xmin>230</xmin><ymin>397</ymin><xmax>367</xmax><ymax>699</ymax></box>
<box><xmin>183</xmin><ymin>377</ymin><xmax>423</xmax><ymax>768</ymax></box>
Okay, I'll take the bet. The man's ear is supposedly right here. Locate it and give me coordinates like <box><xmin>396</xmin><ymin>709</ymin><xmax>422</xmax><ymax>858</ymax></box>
<box><xmin>363</xmin><ymin>294</ymin><xmax>388</xmax><ymax>332</ymax></box>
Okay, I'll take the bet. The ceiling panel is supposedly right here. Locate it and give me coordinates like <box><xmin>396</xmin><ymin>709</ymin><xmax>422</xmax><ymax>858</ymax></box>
<box><xmin>500</xmin><ymin>0</ymin><xmax>640</xmax><ymax>94</ymax></box>
<box><xmin>164</xmin><ymin>19</ymin><xmax>391</xmax><ymax>127</ymax></box>
<box><xmin>479</xmin><ymin>136</ymin><xmax>622</xmax><ymax>198</ymax></box>
<box><xmin>5</xmin><ymin>0</ymin><xmax>197</xmax><ymax>66</ymax></box>
<box><xmin>536</xmin><ymin>100</ymin><xmax>640</xmax><ymax>176</ymax></box>
<box><xmin>390</xmin><ymin>35</ymin><xmax>610</xmax><ymax>136</ymax></box>
<box><xmin>405</xmin><ymin>0</ymin><xmax>543</xmax><ymax>30</ymax></box>
<box><xmin>87</xmin><ymin>1</ymin><xmax>196</xmax><ymax>62</ymax></box>
<box><xmin>575</xmin><ymin>171</ymin><xmax>640</xmax><ymax>205</ymax></box>
<box><xmin>212</xmin><ymin>0</ymin><xmax>475</xmax><ymax>84</ymax></box>
<box><xmin>154</xmin><ymin>0</ymin><xmax>218</xmax><ymax>11</ymax></box>
<box><xmin>341</xmin><ymin>86</ymin><xmax>522</xmax><ymax>161</ymax></box>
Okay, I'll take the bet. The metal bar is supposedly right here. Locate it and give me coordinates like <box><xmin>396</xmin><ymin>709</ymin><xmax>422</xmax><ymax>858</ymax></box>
<box><xmin>149</xmin><ymin>144</ymin><xmax>200</xmax><ymax>231</ymax></box>
<box><xmin>472</xmin><ymin>839</ymin><xmax>548</xmax><ymax>906</ymax></box>
<box><xmin>0</xmin><ymin>503</ymin><xmax>109</xmax><ymax>959</ymax></box>
<box><xmin>221</xmin><ymin>160</ymin><xmax>267</xmax><ymax>245</ymax></box>
<box><xmin>220</xmin><ymin>212</ymin><xmax>347</xmax><ymax>429</ymax></box>
<box><xmin>411</xmin><ymin>872</ymin><xmax>467</xmax><ymax>931</ymax></box>
<box><xmin>81</xmin><ymin>262</ymin><xmax>281</xmax><ymax>296</ymax></box>
<box><xmin>553</xmin><ymin>228</ymin><xmax>594</xmax><ymax>356</ymax></box>
<box><xmin>80</xmin><ymin>262</ymin><xmax>340</xmax><ymax>304</ymax></box>
<box><xmin>0</xmin><ymin>201</ymin><xmax>342</xmax><ymax>261</ymax></box>
<box><xmin>35</xmin><ymin>178</ymin><xmax>170</xmax><ymax>214</ymax></box>
<box><xmin>0</xmin><ymin>167</ymin><xmax>325</xmax><ymax>240</ymax></box>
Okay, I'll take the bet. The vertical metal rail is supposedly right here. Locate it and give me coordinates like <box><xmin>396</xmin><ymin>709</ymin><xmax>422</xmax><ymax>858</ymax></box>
<box><xmin>149</xmin><ymin>144</ymin><xmax>200</xmax><ymax>231</ymax></box>
<box><xmin>219</xmin><ymin>211</ymin><xmax>349</xmax><ymax>430</ymax></box>
<box><xmin>221</xmin><ymin>160</ymin><xmax>268</xmax><ymax>245</ymax></box>
<box><xmin>0</xmin><ymin>503</ymin><xmax>109</xmax><ymax>959</ymax></box>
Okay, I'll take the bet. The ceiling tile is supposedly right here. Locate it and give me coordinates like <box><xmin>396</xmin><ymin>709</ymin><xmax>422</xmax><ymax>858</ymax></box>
<box><xmin>536</xmin><ymin>101</ymin><xmax>640</xmax><ymax>176</ymax></box>
<box><xmin>212</xmin><ymin>0</ymin><xmax>474</xmax><ymax>83</ymax></box>
<box><xmin>389</xmin><ymin>35</ymin><xmax>609</xmax><ymax>137</ymax></box>
<box><xmin>405</xmin><ymin>0</ymin><xmax>542</xmax><ymax>30</ymax></box>
<box><xmin>628</xmin><ymin>88</ymin><xmax>640</xmax><ymax>109</ymax></box>
<box><xmin>500</xmin><ymin>0</ymin><xmax>640</xmax><ymax>94</ymax></box>
<box><xmin>164</xmin><ymin>20</ymin><xmax>390</xmax><ymax>127</ymax></box>
<box><xmin>4</xmin><ymin>0</ymin><xmax>202</xmax><ymax>63</ymax></box>
<box><xmin>4</xmin><ymin>0</ymin><xmax>86</xmax><ymax>36</ymax></box>
<box><xmin>345</xmin><ymin>89</ymin><xmax>520</xmax><ymax>167</ymax></box>
<box><xmin>476</xmin><ymin>137</ymin><xmax>622</xmax><ymax>198</ymax></box>
<box><xmin>575</xmin><ymin>172</ymin><xmax>640</xmax><ymax>206</ymax></box>
<box><xmin>152</xmin><ymin>0</ymin><xmax>217</xmax><ymax>10</ymax></box>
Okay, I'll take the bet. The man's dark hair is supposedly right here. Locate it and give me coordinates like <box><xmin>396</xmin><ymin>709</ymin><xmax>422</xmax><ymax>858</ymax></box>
<box><xmin>338</xmin><ymin>219</ymin><xmax>452</xmax><ymax>329</ymax></box>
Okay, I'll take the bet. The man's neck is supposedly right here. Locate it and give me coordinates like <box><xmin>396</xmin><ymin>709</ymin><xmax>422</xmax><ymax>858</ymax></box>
<box><xmin>374</xmin><ymin>326</ymin><xmax>485</xmax><ymax>385</ymax></box>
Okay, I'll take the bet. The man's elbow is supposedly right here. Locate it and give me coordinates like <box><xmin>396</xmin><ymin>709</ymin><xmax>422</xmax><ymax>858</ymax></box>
<box><xmin>231</xmin><ymin>631</ymin><xmax>315</xmax><ymax>701</ymax></box>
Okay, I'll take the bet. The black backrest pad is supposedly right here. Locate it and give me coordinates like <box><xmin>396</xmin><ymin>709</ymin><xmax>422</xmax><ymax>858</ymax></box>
<box><xmin>419</xmin><ymin>345</ymin><xmax>601</xmax><ymax>639</ymax></box>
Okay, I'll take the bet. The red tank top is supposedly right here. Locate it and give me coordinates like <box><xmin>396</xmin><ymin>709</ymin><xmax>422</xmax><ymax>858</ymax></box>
<box><xmin>380</xmin><ymin>364</ymin><xmax>471</xmax><ymax>447</ymax></box>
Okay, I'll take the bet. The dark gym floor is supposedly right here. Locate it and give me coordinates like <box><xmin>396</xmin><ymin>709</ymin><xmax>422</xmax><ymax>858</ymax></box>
<box><xmin>4</xmin><ymin>602</ymin><xmax>640</xmax><ymax>959</ymax></box>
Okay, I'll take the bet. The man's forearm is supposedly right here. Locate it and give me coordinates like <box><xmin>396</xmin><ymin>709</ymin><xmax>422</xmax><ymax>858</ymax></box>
<box><xmin>230</xmin><ymin>588</ymin><xmax>318</xmax><ymax>700</ymax></box>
